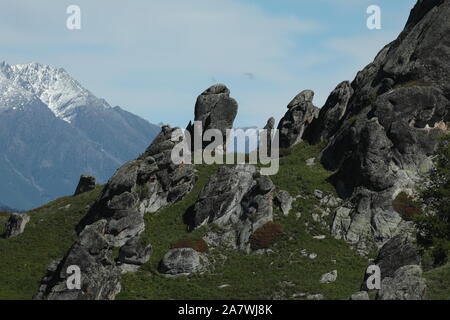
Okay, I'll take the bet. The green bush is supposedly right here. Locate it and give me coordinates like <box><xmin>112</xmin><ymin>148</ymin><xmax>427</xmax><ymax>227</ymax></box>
<box><xmin>432</xmin><ymin>239</ymin><xmax>450</xmax><ymax>267</ymax></box>
<box><xmin>415</xmin><ymin>134</ymin><xmax>450</xmax><ymax>266</ymax></box>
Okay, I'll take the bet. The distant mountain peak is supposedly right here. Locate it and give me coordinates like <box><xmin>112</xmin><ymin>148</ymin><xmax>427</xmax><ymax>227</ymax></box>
<box><xmin>2</xmin><ymin>62</ymin><xmax>110</xmax><ymax>123</ymax></box>
<box><xmin>0</xmin><ymin>61</ymin><xmax>161</xmax><ymax>210</ymax></box>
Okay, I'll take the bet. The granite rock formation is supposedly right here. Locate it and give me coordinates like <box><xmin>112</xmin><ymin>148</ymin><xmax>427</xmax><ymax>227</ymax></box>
<box><xmin>190</xmin><ymin>165</ymin><xmax>275</xmax><ymax>252</ymax></box>
<box><xmin>35</xmin><ymin>125</ymin><xmax>196</xmax><ymax>300</ymax></box>
<box><xmin>277</xmin><ymin>90</ymin><xmax>319</xmax><ymax>148</ymax></box>
<box><xmin>74</xmin><ymin>175</ymin><xmax>96</xmax><ymax>196</ymax></box>
<box><xmin>3</xmin><ymin>213</ymin><xmax>30</xmax><ymax>238</ymax></box>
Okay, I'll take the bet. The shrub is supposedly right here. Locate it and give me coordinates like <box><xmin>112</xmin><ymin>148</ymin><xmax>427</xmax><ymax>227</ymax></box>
<box><xmin>392</xmin><ymin>192</ymin><xmax>422</xmax><ymax>221</ymax></box>
<box><xmin>170</xmin><ymin>238</ymin><xmax>208</xmax><ymax>253</ymax></box>
<box><xmin>249</xmin><ymin>222</ymin><xmax>283</xmax><ymax>250</ymax></box>
<box><xmin>414</xmin><ymin>134</ymin><xmax>450</xmax><ymax>266</ymax></box>
<box><xmin>432</xmin><ymin>239</ymin><xmax>450</xmax><ymax>267</ymax></box>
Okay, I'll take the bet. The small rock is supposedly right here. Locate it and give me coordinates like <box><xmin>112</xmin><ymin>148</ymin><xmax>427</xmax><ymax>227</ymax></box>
<box><xmin>295</xmin><ymin>212</ymin><xmax>302</xmax><ymax>220</ymax></box>
<box><xmin>218</xmin><ymin>284</ymin><xmax>230</xmax><ymax>289</ymax></box>
<box><xmin>320</xmin><ymin>195</ymin><xmax>341</xmax><ymax>207</ymax></box>
<box><xmin>350</xmin><ymin>291</ymin><xmax>370</xmax><ymax>300</ymax></box>
<box><xmin>4</xmin><ymin>213</ymin><xmax>30</xmax><ymax>238</ymax></box>
<box><xmin>306</xmin><ymin>158</ymin><xmax>316</xmax><ymax>166</ymax></box>
<box><xmin>274</xmin><ymin>190</ymin><xmax>293</xmax><ymax>215</ymax></box>
<box><xmin>280</xmin><ymin>281</ymin><xmax>295</xmax><ymax>288</ymax></box>
<box><xmin>314</xmin><ymin>190</ymin><xmax>323</xmax><ymax>199</ymax></box>
<box><xmin>292</xmin><ymin>292</ymin><xmax>307</xmax><ymax>298</ymax></box>
<box><xmin>312</xmin><ymin>213</ymin><xmax>320</xmax><ymax>222</ymax></box>
<box><xmin>309</xmin><ymin>253</ymin><xmax>317</xmax><ymax>259</ymax></box>
<box><xmin>320</xmin><ymin>270</ymin><xmax>338</xmax><ymax>284</ymax></box>
<box><xmin>313</xmin><ymin>235</ymin><xmax>326</xmax><ymax>240</ymax></box>
<box><xmin>307</xmin><ymin>294</ymin><xmax>324</xmax><ymax>300</ymax></box>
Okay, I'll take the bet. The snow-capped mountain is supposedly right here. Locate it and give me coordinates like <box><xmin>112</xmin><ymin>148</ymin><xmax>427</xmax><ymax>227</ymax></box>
<box><xmin>0</xmin><ymin>61</ymin><xmax>161</xmax><ymax>210</ymax></box>
<box><xmin>1</xmin><ymin>61</ymin><xmax>110</xmax><ymax>122</ymax></box>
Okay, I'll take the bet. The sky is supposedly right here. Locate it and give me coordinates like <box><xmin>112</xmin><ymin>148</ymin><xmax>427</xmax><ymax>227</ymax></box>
<box><xmin>0</xmin><ymin>0</ymin><xmax>416</xmax><ymax>128</ymax></box>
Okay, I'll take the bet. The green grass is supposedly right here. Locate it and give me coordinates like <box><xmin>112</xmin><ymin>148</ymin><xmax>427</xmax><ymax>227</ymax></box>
<box><xmin>118</xmin><ymin>143</ymin><xmax>369</xmax><ymax>300</ymax></box>
<box><xmin>0</xmin><ymin>212</ymin><xmax>11</xmax><ymax>236</ymax></box>
<box><xmin>424</xmin><ymin>264</ymin><xmax>450</xmax><ymax>300</ymax></box>
<box><xmin>5</xmin><ymin>141</ymin><xmax>449</xmax><ymax>300</ymax></box>
<box><xmin>0</xmin><ymin>186</ymin><xmax>103</xmax><ymax>300</ymax></box>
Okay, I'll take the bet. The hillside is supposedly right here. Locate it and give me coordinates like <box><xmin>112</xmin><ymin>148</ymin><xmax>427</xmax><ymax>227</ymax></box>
<box><xmin>1</xmin><ymin>0</ymin><xmax>449</xmax><ymax>301</ymax></box>
<box><xmin>0</xmin><ymin>187</ymin><xmax>102</xmax><ymax>299</ymax></box>
<box><xmin>2</xmin><ymin>142</ymin><xmax>449</xmax><ymax>300</ymax></box>
<box><xmin>0</xmin><ymin>144</ymin><xmax>371</xmax><ymax>300</ymax></box>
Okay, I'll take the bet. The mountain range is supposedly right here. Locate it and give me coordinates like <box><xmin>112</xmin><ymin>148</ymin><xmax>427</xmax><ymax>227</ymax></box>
<box><xmin>0</xmin><ymin>62</ymin><xmax>160</xmax><ymax>210</ymax></box>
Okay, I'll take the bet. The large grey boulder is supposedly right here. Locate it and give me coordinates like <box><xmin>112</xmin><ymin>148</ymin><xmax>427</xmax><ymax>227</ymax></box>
<box><xmin>377</xmin><ymin>265</ymin><xmax>426</xmax><ymax>300</ymax></box>
<box><xmin>191</xmin><ymin>165</ymin><xmax>275</xmax><ymax>252</ymax></box>
<box><xmin>118</xmin><ymin>236</ymin><xmax>152</xmax><ymax>266</ymax></box>
<box><xmin>186</xmin><ymin>84</ymin><xmax>238</xmax><ymax>150</ymax></box>
<box><xmin>35</xmin><ymin>125</ymin><xmax>196</xmax><ymax>300</ymax></box>
<box><xmin>4</xmin><ymin>213</ymin><xmax>30</xmax><ymax>238</ymax></box>
<box><xmin>34</xmin><ymin>220</ymin><xmax>122</xmax><ymax>300</ymax></box>
<box><xmin>277</xmin><ymin>90</ymin><xmax>319</xmax><ymax>148</ymax></box>
<box><xmin>322</xmin><ymin>0</ymin><xmax>450</xmax><ymax>251</ymax></box>
<box><xmin>74</xmin><ymin>175</ymin><xmax>96</xmax><ymax>196</ymax></box>
<box><xmin>361</xmin><ymin>235</ymin><xmax>420</xmax><ymax>290</ymax></box>
<box><xmin>373</xmin><ymin>235</ymin><xmax>420</xmax><ymax>279</ymax></box>
<box><xmin>159</xmin><ymin>248</ymin><xmax>208</xmax><ymax>275</ymax></box>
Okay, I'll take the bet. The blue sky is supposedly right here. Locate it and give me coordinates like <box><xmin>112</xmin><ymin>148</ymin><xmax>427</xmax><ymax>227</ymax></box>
<box><xmin>0</xmin><ymin>0</ymin><xmax>416</xmax><ymax>127</ymax></box>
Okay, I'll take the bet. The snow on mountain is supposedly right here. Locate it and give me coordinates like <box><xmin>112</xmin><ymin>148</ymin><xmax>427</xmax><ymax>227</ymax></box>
<box><xmin>1</xmin><ymin>61</ymin><xmax>110</xmax><ymax>123</ymax></box>
<box><xmin>0</xmin><ymin>61</ymin><xmax>161</xmax><ymax>210</ymax></box>
<box><xmin>0</xmin><ymin>62</ymin><xmax>38</xmax><ymax>112</ymax></box>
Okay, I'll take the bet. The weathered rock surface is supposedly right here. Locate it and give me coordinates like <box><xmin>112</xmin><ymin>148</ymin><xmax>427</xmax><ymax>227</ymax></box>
<box><xmin>3</xmin><ymin>213</ymin><xmax>30</xmax><ymax>238</ymax></box>
<box><xmin>274</xmin><ymin>190</ymin><xmax>293</xmax><ymax>215</ymax></box>
<box><xmin>361</xmin><ymin>235</ymin><xmax>420</xmax><ymax>290</ymax></box>
<box><xmin>186</xmin><ymin>84</ymin><xmax>238</xmax><ymax>150</ymax></box>
<box><xmin>320</xmin><ymin>270</ymin><xmax>338</xmax><ymax>284</ymax></box>
<box><xmin>118</xmin><ymin>236</ymin><xmax>152</xmax><ymax>266</ymax></box>
<box><xmin>34</xmin><ymin>220</ymin><xmax>122</xmax><ymax>300</ymax></box>
<box><xmin>377</xmin><ymin>265</ymin><xmax>426</xmax><ymax>300</ymax></box>
<box><xmin>374</xmin><ymin>235</ymin><xmax>420</xmax><ymax>279</ymax></box>
<box><xmin>78</xmin><ymin>125</ymin><xmax>197</xmax><ymax>231</ymax></box>
<box><xmin>321</xmin><ymin>0</ymin><xmax>450</xmax><ymax>251</ymax></box>
<box><xmin>277</xmin><ymin>90</ymin><xmax>319</xmax><ymax>148</ymax></box>
<box><xmin>35</xmin><ymin>125</ymin><xmax>196</xmax><ymax>300</ymax></box>
<box><xmin>159</xmin><ymin>248</ymin><xmax>208</xmax><ymax>275</ymax></box>
<box><xmin>307</xmin><ymin>81</ymin><xmax>354</xmax><ymax>144</ymax></box>
<box><xmin>191</xmin><ymin>165</ymin><xmax>275</xmax><ymax>252</ymax></box>
<box><xmin>74</xmin><ymin>175</ymin><xmax>96</xmax><ymax>196</ymax></box>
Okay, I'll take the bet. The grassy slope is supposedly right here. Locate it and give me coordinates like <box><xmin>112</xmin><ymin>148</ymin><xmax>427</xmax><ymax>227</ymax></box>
<box><xmin>424</xmin><ymin>264</ymin><xmax>450</xmax><ymax>300</ymax></box>
<box><xmin>0</xmin><ymin>186</ymin><xmax>103</xmax><ymax>300</ymax></box>
<box><xmin>1</xmin><ymin>142</ymin><xmax>448</xmax><ymax>299</ymax></box>
<box><xmin>118</xmin><ymin>143</ymin><xmax>369</xmax><ymax>300</ymax></box>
